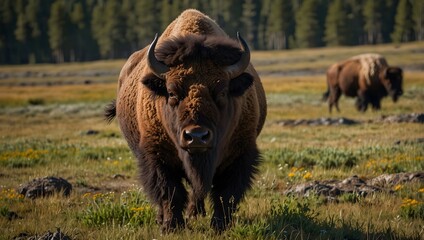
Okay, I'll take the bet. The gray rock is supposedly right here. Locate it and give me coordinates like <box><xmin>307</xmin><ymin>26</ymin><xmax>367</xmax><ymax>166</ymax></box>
<box><xmin>367</xmin><ymin>172</ymin><xmax>424</xmax><ymax>187</ymax></box>
<box><xmin>18</xmin><ymin>176</ymin><xmax>72</xmax><ymax>199</ymax></box>
<box><xmin>283</xmin><ymin>172</ymin><xmax>424</xmax><ymax>199</ymax></box>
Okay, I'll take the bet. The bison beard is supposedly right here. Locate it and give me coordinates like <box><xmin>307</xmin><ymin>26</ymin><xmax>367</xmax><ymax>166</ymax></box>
<box><xmin>107</xmin><ymin>9</ymin><xmax>266</xmax><ymax>233</ymax></box>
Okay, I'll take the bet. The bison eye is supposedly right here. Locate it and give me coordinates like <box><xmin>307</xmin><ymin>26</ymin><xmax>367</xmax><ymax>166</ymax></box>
<box><xmin>215</xmin><ymin>90</ymin><xmax>228</xmax><ymax>107</ymax></box>
<box><xmin>168</xmin><ymin>91</ymin><xmax>179</xmax><ymax>106</ymax></box>
<box><xmin>219</xmin><ymin>90</ymin><xmax>227</xmax><ymax>98</ymax></box>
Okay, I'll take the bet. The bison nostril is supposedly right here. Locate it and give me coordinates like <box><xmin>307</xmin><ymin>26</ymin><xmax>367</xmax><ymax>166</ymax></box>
<box><xmin>202</xmin><ymin>132</ymin><xmax>210</xmax><ymax>142</ymax></box>
<box><xmin>183</xmin><ymin>131</ymin><xmax>193</xmax><ymax>143</ymax></box>
<box><xmin>182</xmin><ymin>127</ymin><xmax>213</xmax><ymax>148</ymax></box>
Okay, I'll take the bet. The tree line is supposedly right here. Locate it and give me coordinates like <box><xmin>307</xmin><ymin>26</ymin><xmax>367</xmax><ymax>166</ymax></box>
<box><xmin>1</xmin><ymin>0</ymin><xmax>423</xmax><ymax>64</ymax></box>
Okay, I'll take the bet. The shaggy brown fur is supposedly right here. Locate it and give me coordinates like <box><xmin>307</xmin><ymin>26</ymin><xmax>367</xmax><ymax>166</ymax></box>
<box><xmin>106</xmin><ymin>9</ymin><xmax>266</xmax><ymax>232</ymax></box>
<box><xmin>156</xmin><ymin>35</ymin><xmax>244</xmax><ymax>67</ymax></box>
<box><xmin>323</xmin><ymin>54</ymin><xmax>403</xmax><ymax>112</ymax></box>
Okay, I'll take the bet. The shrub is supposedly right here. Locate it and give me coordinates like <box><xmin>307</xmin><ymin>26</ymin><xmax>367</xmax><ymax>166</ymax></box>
<box><xmin>79</xmin><ymin>190</ymin><xmax>155</xmax><ymax>227</ymax></box>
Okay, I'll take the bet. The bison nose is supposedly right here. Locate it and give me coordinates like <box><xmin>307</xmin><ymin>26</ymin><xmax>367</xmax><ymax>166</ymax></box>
<box><xmin>181</xmin><ymin>126</ymin><xmax>213</xmax><ymax>153</ymax></box>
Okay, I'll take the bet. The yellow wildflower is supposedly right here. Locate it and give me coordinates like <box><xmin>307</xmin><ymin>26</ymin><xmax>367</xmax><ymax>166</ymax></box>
<box><xmin>303</xmin><ymin>172</ymin><xmax>312</xmax><ymax>180</ymax></box>
<box><xmin>0</xmin><ymin>188</ymin><xmax>24</xmax><ymax>200</ymax></box>
<box><xmin>418</xmin><ymin>188</ymin><xmax>424</xmax><ymax>193</ymax></box>
<box><xmin>401</xmin><ymin>198</ymin><xmax>421</xmax><ymax>207</ymax></box>
<box><xmin>393</xmin><ymin>184</ymin><xmax>403</xmax><ymax>191</ymax></box>
<box><xmin>82</xmin><ymin>192</ymin><xmax>92</xmax><ymax>198</ymax></box>
<box><xmin>131</xmin><ymin>207</ymin><xmax>145</xmax><ymax>212</ymax></box>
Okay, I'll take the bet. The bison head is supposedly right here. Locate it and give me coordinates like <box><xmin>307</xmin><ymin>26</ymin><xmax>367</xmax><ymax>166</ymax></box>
<box><xmin>381</xmin><ymin>67</ymin><xmax>403</xmax><ymax>102</ymax></box>
<box><xmin>141</xmin><ymin>33</ymin><xmax>253</xmax><ymax>196</ymax></box>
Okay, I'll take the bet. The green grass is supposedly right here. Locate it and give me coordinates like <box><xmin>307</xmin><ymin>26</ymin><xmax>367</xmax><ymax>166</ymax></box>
<box><xmin>0</xmin><ymin>42</ymin><xmax>423</xmax><ymax>239</ymax></box>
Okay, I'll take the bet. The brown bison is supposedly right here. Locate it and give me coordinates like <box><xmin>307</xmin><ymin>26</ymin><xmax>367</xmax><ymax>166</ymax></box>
<box><xmin>105</xmin><ymin>9</ymin><xmax>266</xmax><ymax>232</ymax></box>
<box><xmin>323</xmin><ymin>53</ymin><xmax>403</xmax><ymax>112</ymax></box>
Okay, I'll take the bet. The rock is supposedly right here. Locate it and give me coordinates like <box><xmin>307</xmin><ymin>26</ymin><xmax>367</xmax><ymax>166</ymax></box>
<box><xmin>34</xmin><ymin>228</ymin><xmax>71</xmax><ymax>240</ymax></box>
<box><xmin>274</xmin><ymin>113</ymin><xmax>423</xmax><ymax>127</ymax></box>
<box><xmin>12</xmin><ymin>232</ymin><xmax>30</xmax><ymax>240</ymax></box>
<box><xmin>18</xmin><ymin>177</ymin><xmax>72</xmax><ymax>199</ymax></box>
<box><xmin>84</xmin><ymin>129</ymin><xmax>99</xmax><ymax>135</ymax></box>
<box><xmin>367</xmin><ymin>172</ymin><xmax>424</xmax><ymax>187</ymax></box>
<box><xmin>14</xmin><ymin>228</ymin><xmax>71</xmax><ymax>240</ymax></box>
<box><xmin>283</xmin><ymin>172</ymin><xmax>424</xmax><ymax>199</ymax></box>
<box><xmin>112</xmin><ymin>174</ymin><xmax>127</xmax><ymax>179</ymax></box>
<box><xmin>379</xmin><ymin>113</ymin><xmax>424</xmax><ymax>123</ymax></box>
<box><xmin>276</xmin><ymin>117</ymin><xmax>360</xmax><ymax>126</ymax></box>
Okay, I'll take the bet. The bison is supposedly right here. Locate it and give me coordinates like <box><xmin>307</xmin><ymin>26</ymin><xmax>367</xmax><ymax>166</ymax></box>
<box><xmin>105</xmin><ymin>9</ymin><xmax>266</xmax><ymax>232</ymax></box>
<box><xmin>323</xmin><ymin>53</ymin><xmax>403</xmax><ymax>112</ymax></box>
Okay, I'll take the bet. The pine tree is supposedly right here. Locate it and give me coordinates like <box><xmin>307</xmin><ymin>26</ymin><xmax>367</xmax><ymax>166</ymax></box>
<box><xmin>257</xmin><ymin>0</ymin><xmax>272</xmax><ymax>49</ymax></box>
<box><xmin>266</xmin><ymin>0</ymin><xmax>294</xmax><ymax>49</ymax></box>
<box><xmin>324</xmin><ymin>0</ymin><xmax>350</xmax><ymax>46</ymax></box>
<box><xmin>209</xmin><ymin>0</ymin><xmax>233</xmax><ymax>32</ymax></box>
<box><xmin>381</xmin><ymin>0</ymin><xmax>399</xmax><ymax>43</ymax></box>
<box><xmin>91</xmin><ymin>0</ymin><xmax>124</xmax><ymax>58</ymax></box>
<box><xmin>48</xmin><ymin>0</ymin><xmax>67</xmax><ymax>63</ymax></box>
<box><xmin>392</xmin><ymin>0</ymin><xmax>415</xmax><ymax>42</ymax></box>
<box><xmin>161</xmin><ymin>0</ymin><xmax>172</xmax><ymax>31</ymax></box>
<box><xmin>345</xmin><ymin>0</ymin><xmax>365</xmax><ymax>45</ymax></box>
<box><xmin>135</xmin><ymin>0</ymin><xmax>160</xmax><ymax>48</ymax></box>
<box><xmin>241</xmin><ymin>0</ymin><xmax>258</xmax><ymax>49</ymax></box>
<box><xmin>14</xmin><ymin>0</ymin><xmax>27</xmax><ymax>44</ymax></box>
<box><xmin>412</xmin><ymin>0</ymin><xmax>424</xmax><ymax>40</ymax></box>
<box><xmin>295</xmin><ymin>0</ymin><xmax>325</xmax><ymax>48</ymax></box>
<box><xmin>121</xmin><ymin>0</ymin><xmax>138</xmax><ymax>53</ymax></box>
<box><xmin>70</xmin><ymin>1</ymin><xmax>87</xmax><ymax>61</ymax></box>
<box><xmin>0</xmin><ymin>0</ymin><xmax>17</xmax><ymax>63</ymax></box>
<box><xmin>363</xmin><ymin>0</ymin><xmax>385</xmax><ymax>44</ymax></box>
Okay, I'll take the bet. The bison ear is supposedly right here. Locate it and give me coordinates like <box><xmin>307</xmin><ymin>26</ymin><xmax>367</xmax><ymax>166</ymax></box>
<box><xmin>229</xmin><ymin>72</ymin><xmax>253</xmax><ymax>97</ymax></box>
<box><xmin>142</xmin><ymin>76</ymin><xmax>167</xmax><ymax>96</ymax></box>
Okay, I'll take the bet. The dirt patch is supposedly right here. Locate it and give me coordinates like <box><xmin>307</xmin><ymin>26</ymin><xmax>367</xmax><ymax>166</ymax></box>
<box><xmin>284</xmin><ymin>172</ymin><xmax>424</xmax><ymax>201</ymax></box>
<box><xmin>275</xmin><ymin>113</ymin><xmax>424</xmax><ymax>126</ymax></box>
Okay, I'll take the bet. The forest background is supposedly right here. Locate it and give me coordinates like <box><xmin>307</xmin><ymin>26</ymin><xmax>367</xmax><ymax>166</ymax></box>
<box><xmin>1</xmin><ymin>0</ymin><xmax>423</xmax><ymax>64</ymax></box>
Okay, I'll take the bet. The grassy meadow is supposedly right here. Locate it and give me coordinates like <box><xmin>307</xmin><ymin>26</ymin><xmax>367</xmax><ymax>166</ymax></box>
<box><xmin>0</xmin><ymin>42</ymin><xmax>423</xmax><ymax>239</ymax></box>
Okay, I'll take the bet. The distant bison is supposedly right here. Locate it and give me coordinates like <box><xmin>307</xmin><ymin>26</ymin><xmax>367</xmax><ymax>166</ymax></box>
<box><xmin>105</xmin><ymin>9</ymin><xmax>266</xmax><ymax>232</ymax></box>
<box><xmin>323</xmin><ymin>53</ymin><xmax>403</xmax><ymax>112</ymax></box>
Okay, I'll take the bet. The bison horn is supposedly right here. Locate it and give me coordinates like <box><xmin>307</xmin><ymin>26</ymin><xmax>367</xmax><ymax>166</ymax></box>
<box><xmin>225</xmin><ymin>32</ymin><xmax>251</xmax><ymax>79</ymax></box>
<box><xmin>147</xmin><ymin>33</ymin><xmax>169</xmax><ymax>79</ymax></box>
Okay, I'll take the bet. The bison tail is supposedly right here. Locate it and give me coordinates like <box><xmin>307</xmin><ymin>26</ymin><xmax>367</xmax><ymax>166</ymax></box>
<box><xmin>104</xmin><ymin>99</ymin><xmax>116</xmax><ymax>123</ymax></box>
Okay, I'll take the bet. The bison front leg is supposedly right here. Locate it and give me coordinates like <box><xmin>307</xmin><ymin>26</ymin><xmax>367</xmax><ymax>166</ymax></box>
<box><xmin>370</xmin><ymin>97</ymin><xmax>381</xmax><ymax>110</ymax></box>
<box><xmin>138</xmin><ymin>156</ymin><xmax>187</xmax><ymax>232</ymax></box>
<box><xmin>210</xmin><ymin>147</ymin><xmax>260</xmax><ymax>231</ymax></box>
<box><xmin>356</xmin><ymin>92</ymin><xmax>369</xmax><ymax>112</ymax></box>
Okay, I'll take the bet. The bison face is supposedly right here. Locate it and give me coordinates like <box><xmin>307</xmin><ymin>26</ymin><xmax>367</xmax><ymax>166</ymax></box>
<box><xmin>143</xmin><ymin>33</ymin><xmax>251</xmax><ymax>156</ymax></box>
<box><xmin>141</xmin><ymin>33</ymin><xmax>252</xmax><ymax>195</ymax></box>
<box><xmin>142</xmin><ymin>66</ymin><xmax>254</xmax><ymax>156</ymax></box>
<box><xmin>142</xmin><ymin>34</ymin><xmax>253</xmax><ymax>197</ymax></box>
<box><xmin>382</xmin><ymin>67</ymin><xmax>403</xmax><ymax>102</ymax></box>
